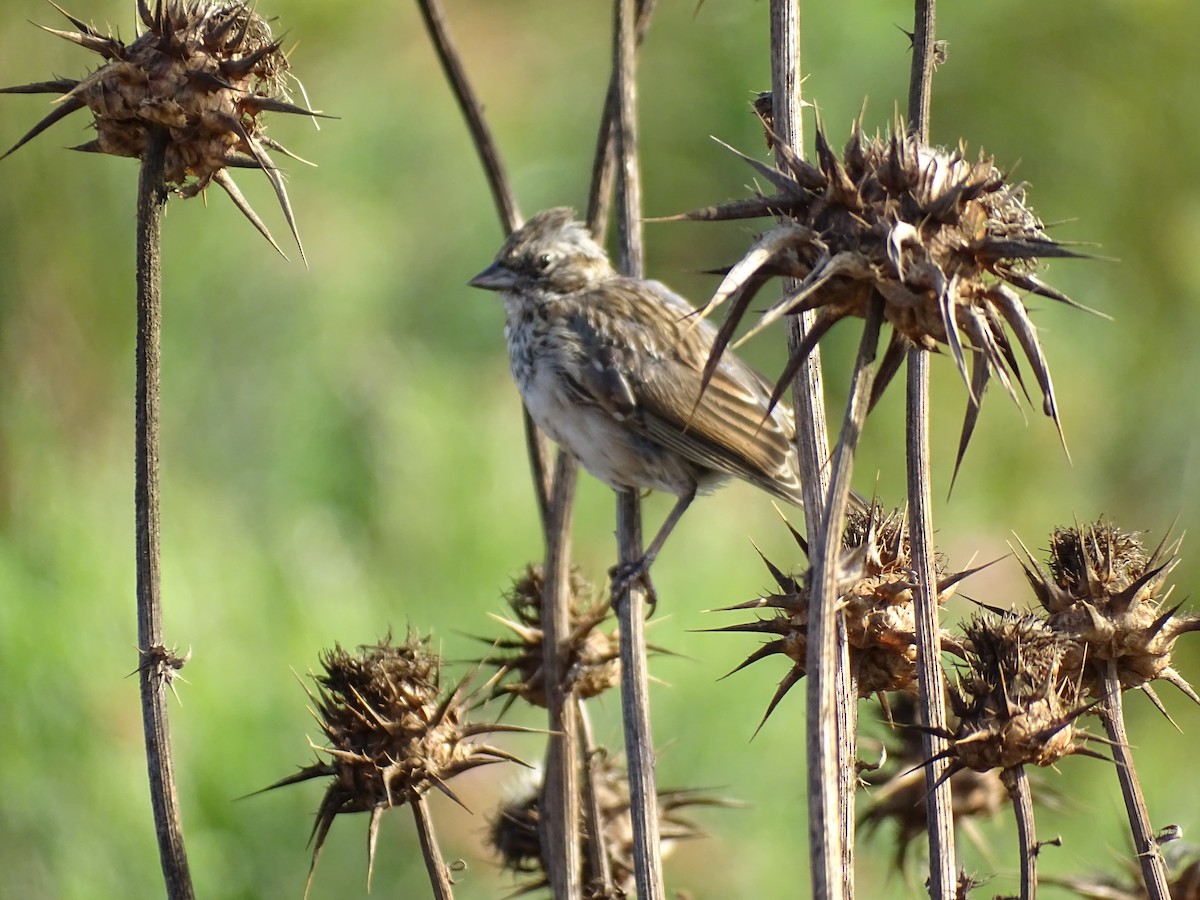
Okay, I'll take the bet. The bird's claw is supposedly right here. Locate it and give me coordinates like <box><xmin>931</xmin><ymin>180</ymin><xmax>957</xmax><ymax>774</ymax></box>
<box><xmin>609</xmin><ymin>558</ymin><xmax>658</xmax><ymax>614</ymax></box>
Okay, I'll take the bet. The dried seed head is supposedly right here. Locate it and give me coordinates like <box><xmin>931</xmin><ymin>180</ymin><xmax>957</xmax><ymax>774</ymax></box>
<box><xmin>944</xmin><ymin>612</ymin><xmax>1093</xmax><ymax>773</ymax></box>
<box><xmin>488</xmin><ymin>774</ymin><xmax>543</xmax><ymax>876</ymax></box>
<box><xmin>1049</xmin><ymin>842</ymin><xmax>1200</xmax><ymax>899</ymax></box>
<box><xmin>674</xmin><ymin>118</ymin><xmax>1091</xmax><ymax>474</ymax></box>
<box><xmin>2</xmin><ymin>0</ymin><xmax>322</xmax><ymax>258</ymax></box>
<box><xmin>267</xmin><ymin>632</ymin><xmax>523</xmax><ymax>895</ymax></box>
<box><xmin>1019</xmin><ymin>520</ymin><xmax>1200</xmax><ymax>703</ymax></box>
<box><xmin>476</xmin><ymin>564</ymin><xmax>621</xmax><ymax>709</ymax></box>
<box><xmin>714</xmin><ymin>506</ymin><xmax>967</xmax><ymax>732</ymax></box>
<box><xmin>489</xmin><ymin>755</ymin><xmax>729</xmax><ymax>898</ymax></box>
<box><xmin>861</xmin><ymin>696</ymin><xmax>1006</xmax><ymax>870</ymax></box>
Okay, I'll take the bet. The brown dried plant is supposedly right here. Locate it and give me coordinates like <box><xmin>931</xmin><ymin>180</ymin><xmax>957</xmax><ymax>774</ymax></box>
<box><xmin>267</xmin><ymin>633</ymin><xmax>528</xmax><ymax>896</ymax></box>
<box><xmin>1</xmin><ymin>0</ymin><xmax>321</xmax><ymax>258</ymax></box>
<box><xmin>474</xmin><ymin>564</ymin><xmax>622</xmax><ymax>712</ymax></box>
<box><xmin>713</xmin><ymin>505</ymin><xmax>971</xmax><ymax>733</ymax></box>
<box><xmin>489</xmin><ymin>752</ymin><xmax>729</xmax><ymax>898</ymax></box>
<box><xmin>669</xmin><ymin>118</ymin><xmax>1093</xmax><ymax>477</ymax></box>
<box><xmin>934</xmin><ymin>612</ymin><xmax>1100</xmax><ymax>777</ymax></box>
<box><xmin>860</xmin><ymin>695</ymin><xmax>1007</xmax><ymax>870</ymax></box>
<box><xmin>1019</xmin><ymin>520</ymin><xmax>1200</xmax><ymax>713</ymax></box>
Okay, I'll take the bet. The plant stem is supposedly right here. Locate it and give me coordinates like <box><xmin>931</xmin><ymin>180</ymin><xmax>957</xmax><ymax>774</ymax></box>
<box><xmin>413</xmin><ymin>0</ymin><xmax>557</xmax><ymax>532</ymax></box>
<box><xmin>414</xmin><ymin>0</ymin><xmax>521</xmax><ymax>232</ymax></box>
<box><xmin>818</xmin><ymin>295</ymin><xmax>885</xmax><ymax>896</ymax></box>
<box><xmin>609</xmin><ymin>0</ymin><xmax>663</xmax><ymax>890</ymax></box>
<box><xmin>412</xmin><ymin>794</ymin><xmax>455</xmax><ymax>900</ymax></box>
<box><xmin>611</xmin><ymin>0</ymin><xmax>644</xmax><ymax>280</ymax></box>
<box><xmin>578</xmin><ymin>703</ymin><xmax>616</xmax><ymax>894</ymax></box>
<box><xmin>585</xmin><ymin>0</ymin><xmax>657</xmax><ymax>241</ymax></box>
<box><xmin>764</xmin><ymin>3</ymin><xmax>850</xmax><ymax>897</ymax></box>
<box><xmin>615</xmin><ymin>490</ymin><xmax>665</xmax><ymax>900</ymax></box>
<box><xmin>905</xmin><ymin>349</ymin><xmax>956</xmax><ymax>900</ymax></box>
<box><xmin>540</xmin><ymin>452</ymin><xmax>583</xmax><ymax>900</ymax></box>
<box><xmin>1003</xmin><ymin>766</ymin><xmax>1038</xmax><ymax>900</ymax></box>
<box><xmin>1100</xmin><ymin>661</ymin><xmax>1171</xmax><ymax>899</ymax></box>
<box><xmin>904</xmin><ymin>3</ymin><xmax>955</xmax><ymax>897</ymax></box>
<box><xmin>907</xmin><ymin>0</ymin><xmax>938</xmax><ymax>142</ymax></box>
<box><xmin>136</xmin><ymin>126</ymin><xmax>195</xmax><ymax>900</ymax></box>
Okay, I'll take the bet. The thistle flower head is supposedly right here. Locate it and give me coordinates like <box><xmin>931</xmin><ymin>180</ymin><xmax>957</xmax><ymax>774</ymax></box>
<box><xmin>489</xmin><ymin>754</ymin><xmax>728</xmax><ymax>898</ymax></box>
<box><xmin>1050</xmin><ymin>842</ymin><xmax>1200</xmax><ymax>899</ymax></box>
<box><xmin>1</xmin><ymin>0</ymin><xmax>322</xmax><ymax>259</ymax></box>
<box><xmin>673</xmin><ymin>117</ymin><xmax>1092</xmax><ymax>473</ymax></box>
<box><xmin>267</xmin><ymin>633</ymin><xmax>524</xmax><ymax>895</ymax></box>
<box><xmin>860</xmin><ymin>695</ymin><xmax>1006</xmax><ymax>869</ymax></box>
<box><xmin>1019</xmin><ymin>520</ymin><xmax>1200</xmax><ymax>706</ymax></box>
<box><xmin>476</xmin><ymin>564</ymin><xmax>621</xmax><ymax>710</ymax></box>
<box><xmin>942</xmin><ymin>612</ymin><xmax>1094</xmax><ymax>774</ymax></box>
<box><xmin>714</xmin><ymin>506</ymin><xmax>968</xmax><ymax>732</ymax></box>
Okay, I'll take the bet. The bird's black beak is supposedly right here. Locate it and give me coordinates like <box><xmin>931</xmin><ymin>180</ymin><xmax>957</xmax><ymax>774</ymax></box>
<box><xmin>468</xmin><ymin>260</ymin><xmax>517</xmax><ymax>291</ymax></box>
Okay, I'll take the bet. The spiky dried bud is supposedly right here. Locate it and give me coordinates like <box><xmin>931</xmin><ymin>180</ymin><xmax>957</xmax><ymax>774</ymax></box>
<box><xmin>714</xmin><ymin>506</ymin><xmax>969</xmax><ymax>731</ymax></box>
<box><xmin>267</xmin><ymin>632</ymin><xmax>525</xmax><ymax>893</ymax></box>
<box><xmin>1</xmin><ymin>0</ymin><xmax>322</xmax><ymax>258</ymax></box>
<box><xmin>1019</xmin><ymin>520</ymin><xmax>1200</xmax><ymax>706</ymax></box>
<box><xmin>674</xmin><ymin>119</ymin><xmax>1091</xmax><ymax>473</ymax></box>
<box><xmin>861</xmin><ymin>694</ymin><xmax>1007</xmax><ymax>869</ymax></box>
<box><xmin>489</xmin><ymin>756</ymin><xmax>729</xmax><ymax>898</ymax></box>
<box><xmin>476</xmin><ymin>564</ymin><xmax>621</xmax><ymax>710</ymax></box>
<box><xmin>1049</xmin><ymin>842</ymin><xmax>1200</xmax><ymax>899</ymax></box>
<box><xmin>942</xmin><ymin>612</ymin><xmax>1094</xmax><ymax>774</ymax></box>
<box><xmin>954</xmin><ymin>870</ymin><xmax>987</xmax><ymax>899</ymax></box>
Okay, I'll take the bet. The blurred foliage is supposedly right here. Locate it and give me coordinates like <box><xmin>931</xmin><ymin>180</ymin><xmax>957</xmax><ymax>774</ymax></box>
<box><xmin>1</xmin><ymin>1</ymin><xmax>1199</xmax><ymax>898</ymax></box>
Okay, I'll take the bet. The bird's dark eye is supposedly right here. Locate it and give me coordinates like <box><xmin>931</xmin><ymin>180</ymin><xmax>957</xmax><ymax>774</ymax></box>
<box><xmin>534</xmin><ymin>253</ymin><xmax>553</xmax><ymax>271</ymax></box>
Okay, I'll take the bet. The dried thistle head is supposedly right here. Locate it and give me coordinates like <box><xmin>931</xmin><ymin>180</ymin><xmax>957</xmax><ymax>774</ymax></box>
<box><xmin>939</xmin><ymin>612</ymin><xmax>1096</xmax><ymax>774</ymax></box>
<box><xmin>860</xmin><ymin>695</ymin><xmax>1007</xmax><ymax>870</ymax></box>
<box><xmin>267</xmin><ymin>632</ymin><xmax>524</xmax><ymax>895</ymax></box>
<box><xmin>476</xmin><ymin>564</ymin><xmax>621</xmax><ymax>711</ymax></box>
<box><xmin>2</xmin><ymin>0</ymin><xmax>321</xmax><ymax>259</ymax></box>
<box><xmin>1049</xmin><ymin>842</ymin><xmax>1200</xmax><ymax>900</ymax></box>
<box><xmin>489</xmin><ymin>754</ymin><xmax>729</xmax><ymax>898</ymax></box>
<box><xmin>1018</xmin><ymin>520</ymin><xmax>1200</xmax><ymax>707</ymax></box>
<box><xmin>673</xmin><ymin>117</ymin><xmax>1091</xmax><ymax>474</ymax></box>
<box><xmin>714</xmin><ymin>506</ymin><xmax>969</xmax><ymax>732</ymax></box>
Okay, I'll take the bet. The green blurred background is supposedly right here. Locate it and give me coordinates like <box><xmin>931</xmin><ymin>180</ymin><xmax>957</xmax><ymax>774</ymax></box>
<box><xmin>2</xmin><ymin>1</ymin><xmax>1199</xmax><ymax>897</ymax></box>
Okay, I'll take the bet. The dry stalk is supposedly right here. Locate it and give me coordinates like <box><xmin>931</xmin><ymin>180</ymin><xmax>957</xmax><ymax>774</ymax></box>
<box><xmin>765</xmin><ymin>2</ymin><xmax>855</xmax><ymax>897</ymax></box>
<box><xmin>413</xmin><ymin>5</ymin><xmax>590</xmax><ymax>893</ymax></box>
<box><xmin>136</xmin><ymin>125</ymin><xmax>195</xmax><ymax>900</ymax></box>
<box><xmin>412</xmin><ymin>0</ymin><xmax>555</xmax><ymax>534</ymax></box>
<box><xmin>413</xmin><ymin>794</ymin><xmax>455</xmax><ymax>900</ymax></box>
<box><xmin>1100</xmin><ymin>660</ymin><xmax>1172</xmax><ymax>899</ymax></box>
<box><xmin>540</xmin><ymin>453</ymin><xmax>584</xmax><ymax>899</ymax></box>
<box><xmin>602</xmin><ymin>0</ymin><xmax>665</xmax><ymax>895</ymax></box>
<box><xmin>902</xmin><ymin>2</ymin><xmax>957</xmax><ymax>897</ymax></box>
<box><xmin>586</xmin><ymin>0</ymin><xmax>657</xmax><ymax>240</ymax></box>
<box><xmin>1003</xmin><ymin>766</ymin><xmax>1038</xmax><ymax>900</ymax></box>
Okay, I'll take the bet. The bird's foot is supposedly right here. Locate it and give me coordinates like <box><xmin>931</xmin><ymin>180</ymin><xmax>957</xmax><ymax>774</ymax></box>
<box><xmin>609</xmin><ymin>557</ymin><xmax>658</xmax><ymax>614</ymax></box>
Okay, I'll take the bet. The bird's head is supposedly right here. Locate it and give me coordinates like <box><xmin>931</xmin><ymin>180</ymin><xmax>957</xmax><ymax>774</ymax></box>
<box><xmin>469</xmin><ymin>207</ymin><xmax>614</xmax><ymax>297</ymax></box>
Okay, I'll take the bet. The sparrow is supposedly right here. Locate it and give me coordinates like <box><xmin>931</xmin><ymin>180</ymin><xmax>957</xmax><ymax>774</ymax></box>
<box><xmin>469</xmin><ymin>207</ymin><xmax>809</xmax><ymax>598</ymax></box>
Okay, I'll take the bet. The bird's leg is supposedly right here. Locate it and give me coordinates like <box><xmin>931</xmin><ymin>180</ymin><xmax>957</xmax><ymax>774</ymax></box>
<box><xmin>609</xmin><ymin>484</ymin><xmax>697</xmax><ymax>612</ymax></box>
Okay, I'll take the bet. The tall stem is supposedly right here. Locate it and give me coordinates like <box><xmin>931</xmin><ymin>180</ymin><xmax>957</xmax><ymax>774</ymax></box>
<box><xmin>414</xmin><ymin>0</ymin><xmax>556</xmax><ymax>531</ymax></box>
<box><xmin>1100</xmin><ymin>662</ymin><xmax>1171</xmax><ymax>899</ymax></box>
<box><xmin>765</xmin><ymin>3</ymin><xmax>847</xmax><ymax>897</ymax></box>
<box><xmin>1004</xmin><ymin>766</ymin><xmax>1038</xmax><ymax>900</ymax></box>
<box><xmin>608</xmin><ymin>0</ymin><xmax>663</xmax><ymax>894</ymax></box>
<box><xmin>136</xmin><ymin>127</ymin><xmax>195</xmax><ymax>900</ymax></box>
<box><xmin>615</xmin><ymin>490</ymin><xmax>665</xmax><ymax>899</ymax></box>
<box><xmin>905</xmin><ymin>352</ymin><xmax>955</xmax><ymax>899</ymax></box>
<box><xmin>903</xmin><ymin>3</ymin><xmax>955</xmax><ymax>896</ymax></box>
<box><xmin>540</xmin><ymin>454</ymin><xmax>583</xmax><ymax>899</ymax></box>
<box><xmin>412</xmin><ymin>794</ymin><xmax>455</xmax><ymax>900</ymax></box>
